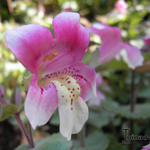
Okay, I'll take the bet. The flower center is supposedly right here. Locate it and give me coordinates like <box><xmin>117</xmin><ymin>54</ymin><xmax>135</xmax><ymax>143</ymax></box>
<box><xmin>42</xmin><ymin>49</ymin><xmax>58</xmax><ymax>62</ymax></box>
<box><xmin>40</xmin><ymin>75</ymin><xmax>80</xmax><ymax>110</ymax></box>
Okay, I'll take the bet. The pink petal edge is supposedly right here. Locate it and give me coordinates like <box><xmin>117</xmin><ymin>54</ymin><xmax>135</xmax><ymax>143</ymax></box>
<box><xmin>120</xmin><ymin>43</ymin><xmax>144</xmax><ymax>69</ymax></box>
<box><xmin>89</xmin><ymin>23</ymin><xmax>122</xmax><ymax>63</ymax></box>
<box><xmin>25</xmin><ymin>75</ymin><xmax>58</xmax><ymax>129</ymax></box>
<box><xmin>5</xmin><ymin>24</ymin><xmax>54</xmax><ymax>73</ymax></box>
<box><xmin>53</xmin><ymin>12</ymin><xmax>90</xmax><ymax>61</ymax></box>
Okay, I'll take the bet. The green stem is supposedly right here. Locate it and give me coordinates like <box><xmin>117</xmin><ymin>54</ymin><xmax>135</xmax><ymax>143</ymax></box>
<box><xmin>132</xmin><ymin>0</ymin><xmax>137</xmax><ymax>9</ymax></box>
<box><xmin>27</xmin><ymin>121</ymin><xmax>34</xmax><ymax>147</ymax></box>
<box><xmin>129</xmin><ymin>70</ymin><xmax>136</xmax><ymax>150</ymax></box>
<box><xmin>78</xmin><ymin>127</ymin><xmax>85</xmax><ymax>147</ymax></box>
<box><xmin>130</xmin><ymin>70</ymin><xmax>136</xmax><ymax>113</ymax></box>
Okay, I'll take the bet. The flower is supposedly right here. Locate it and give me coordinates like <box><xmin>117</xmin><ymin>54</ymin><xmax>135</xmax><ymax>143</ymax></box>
<box><xmin>116</xmin><ymin>43</ymin><xmax>144</xmax><ymax>69</ymax></box>
<box><xmin>5</xmin><ymin>12</ymin><xmax>96</xmax><ymax>140</ymax></box>
<box><xmin>88</xmin><ymin>74</ymin><xmax>105</xmax><ymax>106</ymax></box>
<box><xmin>115</xmin><ymin>0</ymin><xmax>128</xmax><ymax>15</ymax></box>
<box><xmin>144</xmin><ymin>35</ymin><xmax>150</xmax><ymax>45</ymax></box>
<box><xmin>141</xmin><ymin>144</ymin><xmax>150</xmax><ymax>150</ymax></box>
<box><xmin>89</xmin><ymin>23</ymin><xmax>144</xmax><ymax>69</ymax></box>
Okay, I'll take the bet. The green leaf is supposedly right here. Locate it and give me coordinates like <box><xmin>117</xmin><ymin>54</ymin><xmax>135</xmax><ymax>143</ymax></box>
<box><xmin>0</xmin><ymin>104</ymin><xmax>17</xmax><ymax>121</ymax></box>
<box><xmin>106</xmin><ymin>135</ymin><xmax>127</xmax><ymax>150</ymax></box>
<box><xmin>73</xmin><ymin>131</ymin><xmax>109</xmax><ymax>150</ymax></box>
<box><xmin>138</xmin><ymin>86</ymin><xmax>150</xmax><ymax>99</ymax></box>
<box><xmin>99</xmin><ymin>59</ymin><xmax>128</xmax><ymax>71</ymax></box>
<box><xmin>16</xmin><ymin>134</ymin><xmax>72</xmax><ymax>150</ymax></box>
<box><xmin>143</xmin><ymin>53</ymin><xmax>150</xmax><ymax>61</ymax></box>
<box><xmin>88</xmin><ymin>111</ymin><xmax>110</xmax><ymax>128</ymax></box>
<box><xmin>35</xmin><ymin>134</ymin><xmax>72</xmax><ymax>150</ymax></box>
<box><xmin>15</xmin><ymin>145</ymin><xmax>29</xmax><ymax>150</ymax></box>
<box><xmin>101</xmin><ymin>99</ymin><xmax>150</xmax><ymax>119</ymax></box>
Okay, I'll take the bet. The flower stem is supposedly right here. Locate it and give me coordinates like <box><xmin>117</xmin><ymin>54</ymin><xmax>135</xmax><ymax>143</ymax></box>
<box><xmin>14</xmin><ymin>113</ymin><xmax>34</xmax><ymax>148</ymax></box>
<box><xmin>132</xmin><ymin>0</ymin><xmax>137</xmax><ymax>9</ymax></box>
<box><xmin>129</xmin><ymin>71</ymin><xmax>143</xmax><ymax>150</ymax></box>
<box><xmin>130</xmin><ymin>70</ymin><xmax>136</xmax><ymax>113</ymax></box>
<box><xmin>27</xmin><ymin>121</ymin><xmax>34</xmax><ymax>147</ymax></box>
<box><xmin>78</xmin><ymin>127</ymin><xmax>85</xmax><ymax>147</ymax></box>
<box><xmin>129</xmin><ymin>70</ymin><xmax>135</xmax><ymax>150</ymax></box>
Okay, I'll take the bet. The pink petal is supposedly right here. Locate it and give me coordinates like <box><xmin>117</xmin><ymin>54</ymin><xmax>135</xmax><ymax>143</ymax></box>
<box><xmin>89</xmin><ymin>23</ymin><xmax>122</xmax><ymax>63</ymax></box>
<box><xmin>115</xmin><ymin>0</ymin><xmax>128</xmax><ymax>15</ymax></box>
<box><xmin>96</xmin><ymin>74</ymin><xmax>102</xmax><ymax>88</ymax></box>
<box><xmin>144</xmin><ymin>35</ymin><xmax>150</xmax><ymax>45</ymax></box>
<box><xmin>42</xmin><ymin>61</ymin><xmax>96</xmax><ymax>101</ymax></box>
<box><xmin>25</xmin><ymin>75</ymin><xmax>58</xmax><ymax>129</ymax></box>
<box><xmin>5</xmin><ymin>24</ymin><xmax>54</xmax><ymax>73</ymax></box>
<box><xmin>141</xmin><ymin>144</ymin><xmax>150</xmax><ymax>150</ymax></box>
<box><xmin>88</xmin><ymin>74</ymin><xmax>105</xmax><ymax>106</ymax></box>
<box><xmin>53</xmin><ymin>12</ymin><xmax>89</xmax><ymax>60</ymax></box>
<box><xmin>120</xmin><ymin>43</ymin><xmax>144</xmax><ymax>69</ymax></box>
<box><xmin>88</xmin><ymin>91</ymin><xmax>105</xmax><ymax>106</ymax></box>
<box><xmin>70</xmin><ymin>62</ymin><xmax>97</xmax><ymax>101</ymax></box>
<box><xmin>58</xmin><ymin>96</ymin><xmax>88</xmax><ymax>140</ymax></box>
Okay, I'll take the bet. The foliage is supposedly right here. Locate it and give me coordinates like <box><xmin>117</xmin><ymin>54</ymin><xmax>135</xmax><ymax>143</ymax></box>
<box><xmin>16</xmin><ymin>134</ymin><xmax>72</xmax><ymax>150</ymax></box>
<box><xmin>72</xmin><ymin>131</ymin><xmax>109</xmax><ymax>150</ymax></box>
<box><xmin>0</xmin><ymin>104</ymin><xmax>17</xmax><ymax>121</ymax></box>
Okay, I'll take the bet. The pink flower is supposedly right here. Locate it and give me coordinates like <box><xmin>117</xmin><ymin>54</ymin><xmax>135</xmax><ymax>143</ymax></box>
<box><xmin>89</xmin><ymin>74</ymin><xmax>105</xmax><ymax>106</ymax></box>
<box><xmin>141</xmin><ymin>144</ymin><xmax>150</xmax><ymax>150</ymax></box>
<box><xmin>89</xmin><ymin>23</ymin><xmax>144</xmax><ymax>69</ymax></box>
<box><xmin>5</xmin><ymin>12</ymin><xmax>96</xmax><ymax>140</ymax></box>
<box><xmin>144</xmin><ymin>35</ymin><xmax>150</xmax><ymax>45</ymax></box>
<box><xmin>115</xmin><ymin>0</ymin><xmax>128</xmax><ymax>15</ymax></box>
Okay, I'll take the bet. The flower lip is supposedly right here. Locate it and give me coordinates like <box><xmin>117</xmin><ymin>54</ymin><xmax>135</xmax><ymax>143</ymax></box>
<box><xmin>40</xmin><ymin>61</ymin><xmax>97</xmax><ymax>101</ymax></box>
<box><xmin>39</xmin><ymin>73</ymin><xmax>81</xmax><ymax>112</ymax></box>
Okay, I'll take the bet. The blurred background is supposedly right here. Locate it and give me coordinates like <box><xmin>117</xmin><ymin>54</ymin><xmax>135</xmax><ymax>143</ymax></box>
<box><xmin>1</xmin><ymin>0</ymin><xmax>150</xmax><ymax>150</ymax></box>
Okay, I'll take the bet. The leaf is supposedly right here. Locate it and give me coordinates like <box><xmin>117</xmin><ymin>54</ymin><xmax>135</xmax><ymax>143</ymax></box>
<box><xmin>101</xmin><ymin>99</ymin><xmax>150</xmax><ymax>120</ymax></box>
<box><xmin>106</xmin><ymin>135</ymin><xmax>127</xmax><ymax>150</ymax></box>
<box><xmin>143</xmin><ymin>53</ymin><xmax>150</xmax><ymax>61</ymax></box>
<box><xmin>0</xmin><ymin>104</ymin><xmax>17</xmax><ymax>121</ymax></box>
<box><xmin>88</xmin><ymin>111</ymin><xmax>110</xmax><ymax>128</ymax></box>
<box><xmin>138</xmin><ymin>86</ymin><xmax>150</xmax><ymax>99</ymax></box>
<box><xmin>72</xmin><ymin>131</ymin><xmax>109</xmax><ymax>150</ymax></box>
<box><xmin>16</xmin><ymin>134</ymin><xmax>72</xmax><ymax>150</ymax></box>
<box><xmin>97</xmin><ymin>59</ymin><xmax>129</xmax><ymax>71</ymax></box>
<box><xmin>35</xmin><ymin>134</ymin><xmax>72</xmax><ymax>150</ymax></box>
<box><xmin>15</xmin><ymin>145</ymin><xmax>29</xmax><ymax>150</ymax></box>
